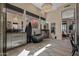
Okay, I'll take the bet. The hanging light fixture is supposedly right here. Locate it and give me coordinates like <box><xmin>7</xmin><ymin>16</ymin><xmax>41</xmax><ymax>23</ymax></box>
<box><xmin>41</xmin><ymin>3</ymin><xmax>53</xmax><ymax>18</ymax></box>
<box><xmin>42</xmin><ymin>3</ymin><xmax>53</xmax><ymax>13</ymax></box>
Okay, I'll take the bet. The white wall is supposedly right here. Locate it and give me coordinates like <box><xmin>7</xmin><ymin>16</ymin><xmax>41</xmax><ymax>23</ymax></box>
<box><xmin>46</xmin><ymin>11</ymin><xmax>62</xmax><ymax>40</ymax></box>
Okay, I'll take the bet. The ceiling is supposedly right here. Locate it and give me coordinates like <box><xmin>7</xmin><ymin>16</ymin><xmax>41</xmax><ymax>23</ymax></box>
<box><xmin>32</xmin><ymin>3</ymin><xmax>64</xmax><ymax>10</ymax></box>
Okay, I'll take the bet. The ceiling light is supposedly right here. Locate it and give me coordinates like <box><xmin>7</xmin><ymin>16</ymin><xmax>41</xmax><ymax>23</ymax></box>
<box><xmin>42</xmin><ymin>3</ymin><xmax>53</xmax><ymax>13</ymax></box>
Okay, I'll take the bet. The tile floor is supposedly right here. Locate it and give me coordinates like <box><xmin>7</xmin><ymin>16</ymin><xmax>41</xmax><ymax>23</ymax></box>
<box><xmin>7</xmin><ymin>38</ymin><xmax>78</xmax><ymax>56</ymax></box>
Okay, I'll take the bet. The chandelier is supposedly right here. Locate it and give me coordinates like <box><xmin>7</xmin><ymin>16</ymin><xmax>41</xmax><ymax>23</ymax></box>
<box><xmin>42</xmin><ymin>3</ymin><xmax>53</xmax><ymax>13</ymax></box>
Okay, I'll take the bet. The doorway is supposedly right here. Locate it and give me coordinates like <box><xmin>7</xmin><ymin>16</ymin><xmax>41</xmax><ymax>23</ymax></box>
<box><xmin>61</xmin><ymin>8</ymin><xmax>75</xmax><ymax>40</ymax></box>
